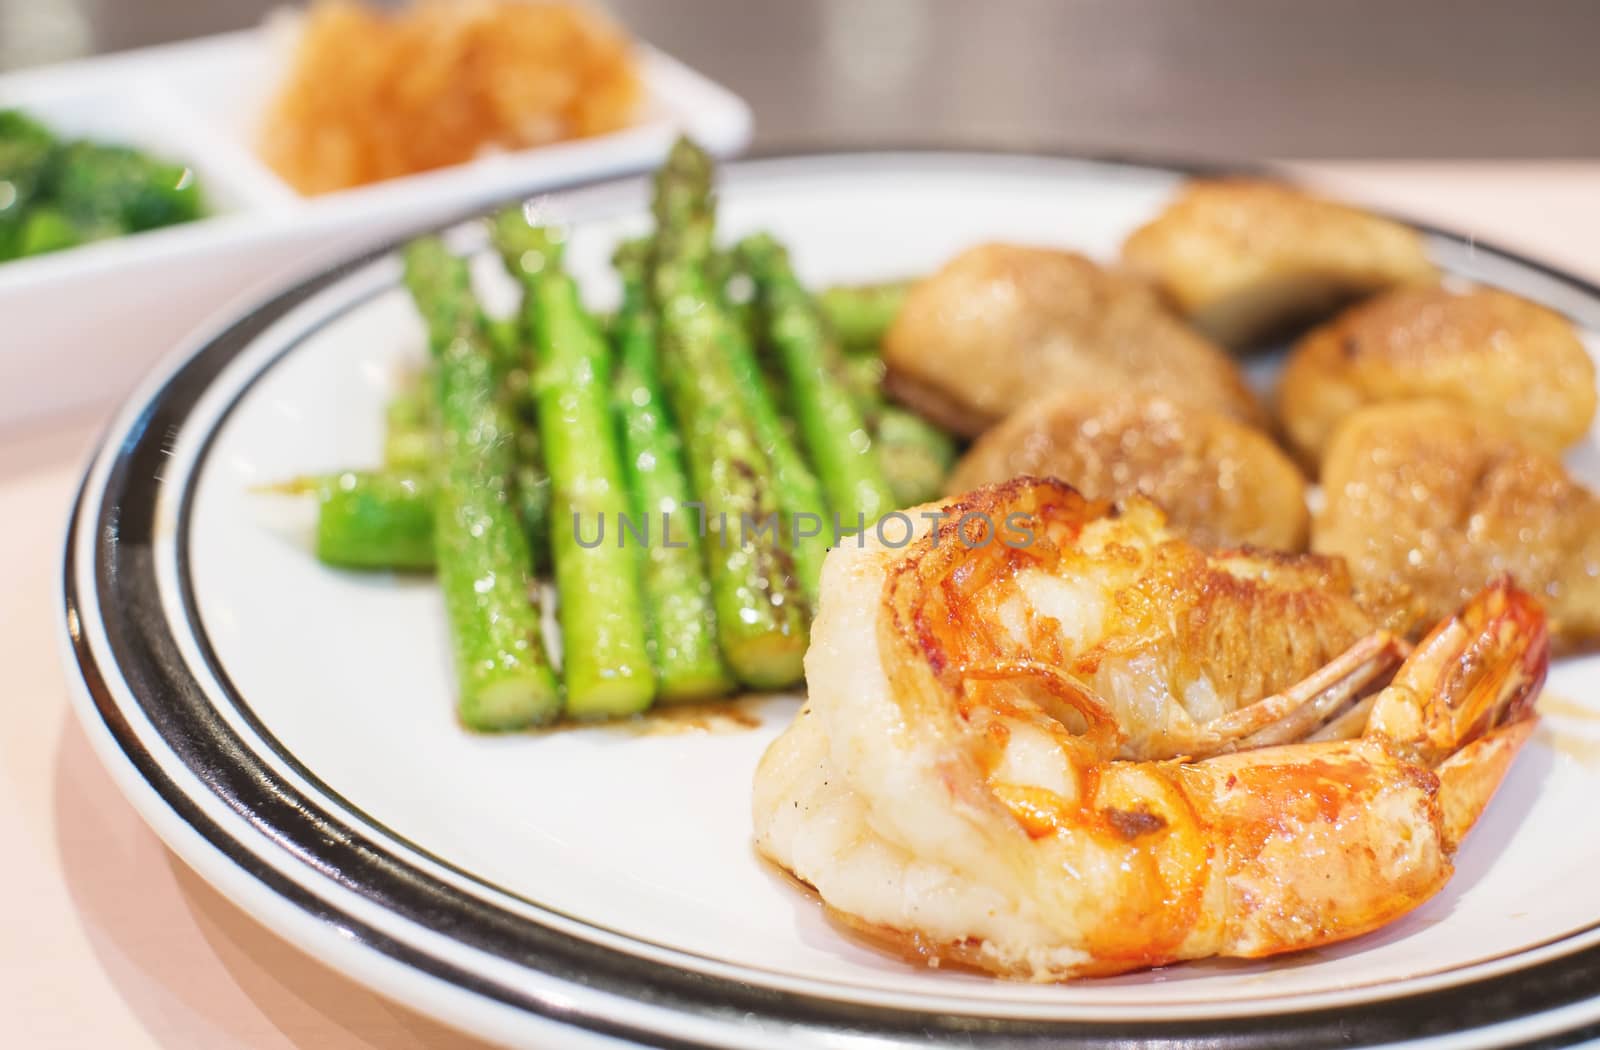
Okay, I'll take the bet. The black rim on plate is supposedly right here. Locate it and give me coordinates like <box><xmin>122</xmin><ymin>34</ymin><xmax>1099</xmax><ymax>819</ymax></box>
<box><xmin>61</xmin><ymin>148</ymin><xmax>1600</xmax><ymax>1049</ymax></box>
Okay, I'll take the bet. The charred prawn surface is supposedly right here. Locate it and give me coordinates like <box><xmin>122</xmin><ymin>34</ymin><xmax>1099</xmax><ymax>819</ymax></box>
<box><xmin>754</xmin><ymin>477</ymin><xmax>1547</xmax><ymax>980</ymax></box>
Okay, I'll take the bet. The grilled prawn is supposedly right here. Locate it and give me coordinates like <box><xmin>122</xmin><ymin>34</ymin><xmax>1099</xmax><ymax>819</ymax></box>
<box><xmin>754</xmin><ymin>478</ymin><xmax>1546</xmax><ymax>980</ymax></box>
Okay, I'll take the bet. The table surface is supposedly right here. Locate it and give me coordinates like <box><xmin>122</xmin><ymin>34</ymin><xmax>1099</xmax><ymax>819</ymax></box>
<box><xmin>6</xmin><ymin>6</ymin><xmax>1600</xmax><ymax>1049</ymax></box>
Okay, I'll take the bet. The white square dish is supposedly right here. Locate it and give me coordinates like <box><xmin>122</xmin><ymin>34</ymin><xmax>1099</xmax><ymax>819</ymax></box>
<box><xmin>0</xmin><ymin>27</ymin><xmax>750</xmax><ymax>429</ymax></box>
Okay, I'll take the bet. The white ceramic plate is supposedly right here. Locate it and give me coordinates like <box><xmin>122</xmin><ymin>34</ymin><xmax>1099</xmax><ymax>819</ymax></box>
<box><xmin>61</xmin><ymin>151</ymin><xmax>1600</xmax><ymax>1049</ymax></box>
<box><xmin>0</xmin><ymin>27</ymin><xmax>749</xmax><ymax>427</ymax></box>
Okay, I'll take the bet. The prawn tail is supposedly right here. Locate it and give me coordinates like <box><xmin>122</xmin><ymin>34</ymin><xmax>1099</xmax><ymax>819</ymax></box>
<box><xmin>1369</xmin><ymin>579</ymin><xmax>1542</xmax><ymax>768</ymax></box>
<box><xmin>1435</xmin><ymin>717</ymin><xmax>1538</xmax><ymax>853</ymax></box>
<box><xmin>1198</xmin><ymin>629</ymin><xmax>1408</xmax><ymax>755</ymax></box>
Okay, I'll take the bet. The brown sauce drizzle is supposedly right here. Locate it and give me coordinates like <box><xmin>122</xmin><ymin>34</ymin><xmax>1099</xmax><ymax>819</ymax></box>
<box><xmin>1537</xmin><ymin>693</ymin><xmax>1599</xmax><ymax>721</ymax></box>
<box><xmin>514</xmin><ymin>695</ymin><xmax>772</xmax><ymax>737</ymax></box>
<box><xmin>614</xmin><ymin>697</ymin><xmax>767</xmax><ymax>736</ymax></box>
<box><xmin>1535</xmin><ymin>694</ymin><xmax>1600</xmax><ymax>767</ymax></box>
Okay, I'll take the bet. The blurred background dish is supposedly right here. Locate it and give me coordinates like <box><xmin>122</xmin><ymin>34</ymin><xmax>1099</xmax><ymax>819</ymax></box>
<box><xmin>258</xmin><ymin>1</ymin><xmax>642</xmax><ymax>194</ymax></box>
<box><xmin>0</xmin><ymin>3</ymin><xmax>749</xmax><ymax>428</ymax></box>
<box><xmin>0</xmin><ymin>108</ymin><xmax>205</xmax><ymax>262</ymax></box>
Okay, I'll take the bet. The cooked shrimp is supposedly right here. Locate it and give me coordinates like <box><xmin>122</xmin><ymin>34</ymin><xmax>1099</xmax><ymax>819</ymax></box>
<box><xmin>881</xmin><ymin>243</ymin><xmax>1265</xmax><ymax>437</ymax></box>
<box><xmin>754</xmin><ymin>478</ymin><xmax>1546</xmax><ymax>980</ymax></box>
<box><xmin>1122</xmin><ymin>179</ymin><xmax>1438</xmax><ymax>349</ymax></box>
<box><xmin>945</xmin><ymin>390</ymin><xmax>1310</xmax><ymax>550</ymax></box>
<box><xmin>1316</xmin><ymin>401</ymin><xmax>1600</xmax><ymax>653</ymax></box>
<box><xmin>1278</xmin><ymin>285</ymin><xmax>1597</xmax><ymax>468</ymax></box>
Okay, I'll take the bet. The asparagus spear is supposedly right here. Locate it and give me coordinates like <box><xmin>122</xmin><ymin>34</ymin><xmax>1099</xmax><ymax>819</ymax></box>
<box><xmin>492</xmin><ymin>211</ymin><xmax>656</xmax><ymax>718</ymax></box>
<box><xmin>481</xmin><ymin>314</ymin><xmax>521</xmax><ymax>373</ymax></box>
<box><xmin>876</xmin><ymin>409</ymin><xmax>959</xmax><ymax>506</ymax></box>
<box><xmin>290</xmin><ymin>471</ymin><xmax>437</xmax><ymax>571</ymax></box>
<box><xmin>709</xmin><ymin>268</ymin><xmax>830</xmax><ymax>606</ymax></box>
<box><xmin>838</xmin><ymin>352</ymin><xmax>885</xmax><ymax>418</ymax></box>
<box><xmin>491</xmin><ymin>347</ymin><xmax>553</xmax><ymax>575</ymax></box>
<box><xmin>273</xmin><ymin>459</ymin><xmax>555</xmax><ymax>575</ymax></box>
<box><xmin>381</xmin><ymin>363</ymin><xmax>550</xmax><ymax>570</ymax></box>
<box><xmin>383</xmin><ymin>376</ymin><xmax>437</xmax><ymax>471</ymax></box>
<box><xmin>817</xmin><ymin>280</ymin><xmax>912</xmax><ymax>353</ymax></box>
<box><xmin>838</xmin><ymin>352</ymin><xmax>959</xmax><ymax>507</ymax></box>
<box><xmin>739</xmin><ymin>233</ymin><xmax>896</xmax><ymax>526</ymax></box>
<box><xmin>403</xmin><ymin>237</ymin><xmax>560</xmax><ymax>730</ymax></box>
<box><xmin>512</xmin><ymin>423</ymin><xmax>552</xmax><ymax>577</ymax></box>
<box><xmin>262</xmin><ymin>471</ymin><xmax>435</xmax><ymax>570</ymax></box>
<box><xmin>821</xmin><ymin>282</ymin><xmax>954</xmax><ymax>504</ymax></box>
<box><xmin>709</xmin><ymin>250</ymin><xmax>759</xmax><ymax>342</ymax></box>
<box><xmin>612</xmin><ymin>239</ymin><xmax>734</xmax><ymax>701</ymax></box>
<box><xmin>650</xmin><ymin>138</ymin><xmax>807</xmax><ymax>689</ymax></box>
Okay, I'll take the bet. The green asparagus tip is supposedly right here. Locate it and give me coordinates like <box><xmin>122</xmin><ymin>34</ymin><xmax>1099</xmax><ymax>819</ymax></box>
<box><xmin>652</xmin><ymin>137</ymin><xmax>715</xmax><ymax>230</ymax></box>
<box><xmin>663</xmin><ymin>136</ymin><xmax>714</xmax><ymax>186</ymax></box>
<box><xmin>400</xmin><ymin>236</ymin><xmax>474</xmax><ymax>355</ymax></box>
<box><xmin>733</xmin><ymin>231</ymin><xmax>782</xmax><ymax>265</ymax></box>
<box><xmin>490</xmin><ymin>207</ymin><xmax>565</xmax><ymax>274</ymax></box>
<box><xmin>401</xmin><ymin>236</ymin><xmax>454</xmax><ymax>290</ymax></box>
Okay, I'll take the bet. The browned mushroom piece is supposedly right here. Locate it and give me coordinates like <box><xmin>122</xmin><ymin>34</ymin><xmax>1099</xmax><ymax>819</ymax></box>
<box><xmin>882</xmin><ymin>243</ymin><xmax>1265</xmax><ymax>439</ymax></box>
<box><xmin>1122</xmin><ymin>179</ymin><xmax>1438</xmax><ymax>349</ymax></box>
<box><xmin>1315</xmin><ymin>401</ymin><xmax>1600</xmax><ymax>653</ymax></box>
<box><xmin>946</xmin><ymin>390</ymin><xmax>1310</xmax><ymax>551</ymax></box>
<box><xmin>1277</xmin><ymin>284</ymin><xmax>1597</xmax><ymax>470</ymax></box>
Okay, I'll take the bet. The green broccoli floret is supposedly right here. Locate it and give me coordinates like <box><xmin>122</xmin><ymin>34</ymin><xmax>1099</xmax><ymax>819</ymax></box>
<box><xmin>0</xmin><ymin>109</ymin><xmax>59</xmax><ymax>259</ymax></box>
<box><xmin>0</xmin><ymin>110</ymin><xmax>206</xmax><ymax>265</ymax></box>
<box><xmin>53</xmin><ymin>141</ymin><xmax>204</xmax><ymax>234</ymax></box>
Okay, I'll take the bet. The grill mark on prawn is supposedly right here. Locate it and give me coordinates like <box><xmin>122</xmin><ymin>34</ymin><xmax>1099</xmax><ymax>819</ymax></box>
<box><xmin>1104</xmin><ymin>805</ymin><xmax>1168</xmax><ymax>840</ymax></box>
<box><xmin>911</xmin><ymin>601</ymin><xmax>946</xmax><ymax>676</ymax></box>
